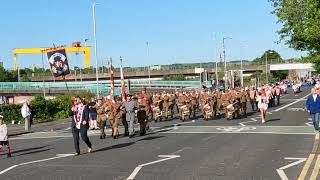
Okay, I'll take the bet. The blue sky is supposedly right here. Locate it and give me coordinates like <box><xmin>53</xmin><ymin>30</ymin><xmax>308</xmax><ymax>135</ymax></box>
<box><xmin>0</xmin><ymin>0</ymin><xmax>306</xmax><ymax>69</ymax></box>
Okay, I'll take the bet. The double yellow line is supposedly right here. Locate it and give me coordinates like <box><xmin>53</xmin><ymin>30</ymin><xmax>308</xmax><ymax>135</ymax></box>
<box><xmin>298</xmin><ymin>133</ymin><xmax>320</xmax><ymax>180</ymax></box>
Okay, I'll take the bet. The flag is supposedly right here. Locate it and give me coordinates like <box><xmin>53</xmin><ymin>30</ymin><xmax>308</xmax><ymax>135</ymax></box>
<box><xmin>45</xmin><ymin>47</ymin><xmax>70</xmax><ymax>77</ymax></box>
<box><xmin>109</xmin><ymin>58</ymin><xmax>115</xmax><ymax>96</ymax></box>
<box><xmin>120</xmin><ymin>57</ymin><xmax>126</xmax><ymax>101</ymax></box>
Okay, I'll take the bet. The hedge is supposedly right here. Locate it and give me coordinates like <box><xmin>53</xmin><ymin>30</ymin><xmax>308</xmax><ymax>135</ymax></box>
<box><xmin>2</xmin><ymin>95</ymin><xmax>73</xmax><ymax>124</ymax></box>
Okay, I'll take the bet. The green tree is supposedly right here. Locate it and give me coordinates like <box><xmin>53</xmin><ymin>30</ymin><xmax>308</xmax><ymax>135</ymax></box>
<box><xmin>271</xmin><ymin>0</ymin><xmax>320</xmax><ymax>71</ymax></box>
<box><xmin>271</xmin><ymin>70</ymin><xmax>288</xmax><ymax>80</ymax></box>
<box><xmin>0</xmin><ymin>66</ymin><xmax>18</xmax><ymax>82</ymax></box>
<box><xmin>162</xmin><ymin>75</ymin><xmax>186</xmax><ymax>81</ymax></box>
<box><xmin>252</xmin><ymin>50</ymin><xmax>283</xmax><ymax>64</ymax></box>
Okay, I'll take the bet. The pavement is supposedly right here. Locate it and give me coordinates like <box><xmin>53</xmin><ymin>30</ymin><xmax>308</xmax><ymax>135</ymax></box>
<box><xmin>7</xmin><ymin>118</ymin><xmax>72</xmax><ymax>136</ymax></box>
<box><xmin>0</xmin><ymin>88</ymin><xmax>319</xmax><ymax>180</ymax></box>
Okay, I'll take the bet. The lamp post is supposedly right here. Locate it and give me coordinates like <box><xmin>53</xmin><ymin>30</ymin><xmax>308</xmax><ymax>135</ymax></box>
<box><xmin>92</xmin><ymin>1</ymin><xmax>99</xmax><ymax>97</ymax></box>
<box><xmin>265</xmin><ymin>51</ymin><xmax>273</xmax><ymax>84</ymax></box>
<box><xmin>240</xmin><ymin>43</ymin><xmax>246</xmax><ymax>87</ymax></box>
<box><xmin>146</xmin><ymin>41</ymin><xmax>151</xmax><ymax>87</ymax></box>
<box><xmin>223</xmin><ymin>37</ymin><xmax>232</xmax><ymax>89</ymax></box>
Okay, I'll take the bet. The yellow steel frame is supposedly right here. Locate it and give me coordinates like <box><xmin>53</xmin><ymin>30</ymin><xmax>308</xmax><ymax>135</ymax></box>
<box><xmin>13</xmin><ymin>46</ymin><xmax>91</xmax><ymax>70</ymax></box>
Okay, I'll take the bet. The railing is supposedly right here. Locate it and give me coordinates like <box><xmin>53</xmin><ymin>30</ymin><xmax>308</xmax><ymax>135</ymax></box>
<box><xmin>0</xmin><ymin>80</ymin><xmax>210</xmax><ymax>95</ymax></box>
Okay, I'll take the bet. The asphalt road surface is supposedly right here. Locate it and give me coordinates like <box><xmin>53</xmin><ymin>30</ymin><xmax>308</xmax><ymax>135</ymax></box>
<box><xmin>1</xmin><ymin>88</ymin><xmax>319</xmax><ymax>180</ymax></box>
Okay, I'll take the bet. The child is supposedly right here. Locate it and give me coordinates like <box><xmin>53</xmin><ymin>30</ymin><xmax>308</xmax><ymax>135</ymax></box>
<box><xmin>0</xmin><ymin>114</ymin><xmax>11</xmax><ymax>158</ymax></box>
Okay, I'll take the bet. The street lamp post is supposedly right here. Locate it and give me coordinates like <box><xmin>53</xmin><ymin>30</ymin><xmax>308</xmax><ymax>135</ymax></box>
<box><xmin>92</xmin><ymin>2</ymin><xmax>99</xmax><ymax>97</ymax></box>
<box><xmin>146</xmin><ymin>41</ymin><xmax>151</xmax><ymax>87</ymax></box>
<box><xmin>223</xmin><ymin>37</ymin><xmax>232</xmax><ymax>89</ymax></box>
<box><xmin>265</xmin><ymin>51</ymin><xmax>273</xmax><ymax>84</ymax></box>
<box><xmin>240</xmin><ymin>44</ymin><xmax>246</xmax><ymax>87</ymax></box>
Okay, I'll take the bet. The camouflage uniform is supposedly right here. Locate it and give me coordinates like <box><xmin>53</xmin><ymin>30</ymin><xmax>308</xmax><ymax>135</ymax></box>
<box><xmin>96</xmin><ymin>100</ymin><xmax>108</xmax><ymax>139</ymax></box>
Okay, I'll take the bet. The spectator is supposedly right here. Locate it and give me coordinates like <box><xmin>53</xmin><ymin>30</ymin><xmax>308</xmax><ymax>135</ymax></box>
<box><xmin>0</xmin><ymin>114</ymin><xmax>11</xmax><ymax>158</ymax></box>
<box><xmin>88</xmin><ymin>98</ymin><xmax>98</xmax><ymax>130</ymax></box>
<box><xmin>306</xmin><ymin>88</ymin><xmax>320</xmax><ymax>131</ymax></box>
<box><xmin>21</xmin><ymin>101</ymin><xmax>31</xmax><ymax>132</ymax></box>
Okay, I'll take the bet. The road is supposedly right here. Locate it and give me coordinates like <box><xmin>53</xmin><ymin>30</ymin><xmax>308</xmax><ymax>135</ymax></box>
<box><xmin>1</xmin><ymin>88</ymin><xmax>318</xmax><ymax>180</ymax></box>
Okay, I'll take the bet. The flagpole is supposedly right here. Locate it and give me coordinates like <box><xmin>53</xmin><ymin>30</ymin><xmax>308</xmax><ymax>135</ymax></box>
<box><xmin>109</xmin><ymin>58</ymin><xmax>114</xmax><ymax>97</ymax></box>
<box><xmin>120</xmin><ymin>56</ymin><xmax>126</xmax><ymax>101</ymax></box>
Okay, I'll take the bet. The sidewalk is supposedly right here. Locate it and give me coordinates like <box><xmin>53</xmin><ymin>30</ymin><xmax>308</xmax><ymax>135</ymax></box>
<box><xmin>7</xmin><ymin>118</ymin><xmax>71</xmax><ymax>136</ymax></box>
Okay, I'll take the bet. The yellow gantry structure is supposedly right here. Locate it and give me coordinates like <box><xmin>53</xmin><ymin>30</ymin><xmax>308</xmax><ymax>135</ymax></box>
<box><xmin>13</xmin><ymin>46</ymin><xmax>91</xmax><ymax>70</ymax></box>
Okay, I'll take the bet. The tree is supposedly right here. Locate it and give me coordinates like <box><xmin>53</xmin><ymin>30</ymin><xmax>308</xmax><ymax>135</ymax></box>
<box><xmin>0</xmin><ymin>66</ymin><xmax>18</xmax><ymax>82</ymax></box>
<box><xmin>271</xmin><ymin>70</ymin><xmax>288</xmax><ymax>80</ymax></box>
<box><xmin>252</xmin><ymin>50</ymin><xmax>283</xmax><ymax>64</ymax></box>
<box><xmin>271</xmin><ymin>0</ymin><xmax>320</xmax><ymax>71</ymax></box>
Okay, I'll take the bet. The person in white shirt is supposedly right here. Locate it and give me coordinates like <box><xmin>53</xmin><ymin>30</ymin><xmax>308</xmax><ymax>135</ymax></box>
<box><xmin>257</xmin><ymin>90</ymin><xmax>269</xmax><ymax>123</ymax></box>
<box><xmin>21</xmin><ymin>101</ymin><xmax>31</xmax><ymax>132</ymax></box>
<box><xmin>0</xmin><ymin>114</ymin><xmax>11</xmax><ymax>158</ymax></box>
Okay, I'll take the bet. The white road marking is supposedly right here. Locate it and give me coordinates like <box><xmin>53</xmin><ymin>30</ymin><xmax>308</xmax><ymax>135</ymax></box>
<box><xmin>273</xmin><ymin>94</ymin><xmax>309</xmax><ymax>112</ymax></box>
<box><xmin>10</xmin><ymin>135</ymin><xmax>73</xmax><ymax>140</ymax></box>
<box><xmin>127</xmin><ymin>155</ymin><xmax>180</xmax><ymax>180</ymax></box>
<box><xmin>216</xmin><ymin>126</ymin><xmax>256</xmax><ymax>132</ymax></box>
<box><xmin>56</xmin><ymin>153</ymin><xmax>75</xmax><ymax>157</ymax></box>
<box><xmin>177</xmin><ymin>125</ymin><xmax>311</xmax><ymax>127</ymax></box>
<box><xmin>280</xmin><ymin>94</ymin><xmax>289</xmax><ymax>98</ymax></box>
<box><xmin>0</xmin><ymin>154</ymin><xmax>74</xmax><ymax>175</ymax></box>
<box><xmin>287</xmin><ymin>108</ymin><xmax>306</xmax><ymax>112</ymax></box>
<box><xmin>202</xmin><ymin>134</ymin><xmax>218</xmax><ymax>141</ymax></box>
<box><xmin>171</xmin><ymin>147</ymin><xmax>192</xmax><ymax>155</ymax></box>
<box><xmin>306</xmin><ymin>122</ymin><xmax>313</xmax><ymax>127</ymax></box>
<box><xmin>239</xmin><ymin>118</ymin><xmax>258</xmax><ymax>126</ymax></box>
<box><xmin>10</xmin><ymin>129</ymin><xmax>111</xmax><ymax>140</ymax></box>
<box><xmin>127</xmin><ymin>167</ymin><xmax>142</xmax><ymax>180</ymax></box>
<box><xmin>173</xmin><ymin>120</ymin><xmax>196</xmax><ymax>126</ymax></box>
<box><xmin>281</xmin><ymin>98</ymin><xmax>307</xmax><ymax>101</ymax></box>
<box><xmin>276</xmin><ymin>157</ymin><xmax>306</xmax><ymax>180</ymax></box>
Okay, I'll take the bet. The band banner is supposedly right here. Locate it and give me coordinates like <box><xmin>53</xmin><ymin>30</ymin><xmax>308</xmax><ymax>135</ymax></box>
<box><xmin>46</xmin><ymin>47</ymin><xmax>70</xmax><ymax>77</ymax></box>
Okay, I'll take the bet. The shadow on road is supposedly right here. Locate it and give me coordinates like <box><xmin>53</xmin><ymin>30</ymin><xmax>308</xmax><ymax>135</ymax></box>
<box><xmin>94</xmin><ymin>142</ymin><xmax>135</xmax><ymax>153</ymax></box>
<box><xmin>137</xmin><ymin>136</ymin><xmax>165</xmax><ymax>141</ymax></box>
<box><xmin>266</xmin><ymin>118</ymin><xmax>281</xmax><ymax>122</ymax></box>
<box><xmin>10</xmin><ymin>145</ymin><xmax>49</xmax><ymax>154</ymax></box>
<box><xmin>15</xmin><ymin>148</ymin><xmax>52</xmax><ymax>157</ymax></box>
<box><xmin>1</xmin><ymin>145</ymin><xmax>52</xmax><ymax>157</ymax></box>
